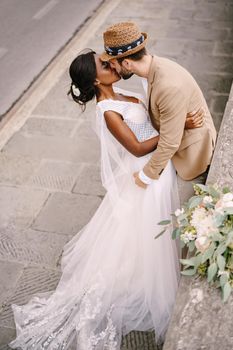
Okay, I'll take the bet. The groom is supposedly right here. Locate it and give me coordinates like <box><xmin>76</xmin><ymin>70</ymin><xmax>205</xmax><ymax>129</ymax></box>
<box><xmin>100</xmin><ymin>22</ymin><xmax>217</xmax><ymax>189</ymax></box>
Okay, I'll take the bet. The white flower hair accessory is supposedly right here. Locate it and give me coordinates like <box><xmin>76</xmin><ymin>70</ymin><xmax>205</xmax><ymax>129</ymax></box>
<box><xmin>71</xmin><ymin>84</ymin><xmax>80</xmax><ymax>97</ymax></box>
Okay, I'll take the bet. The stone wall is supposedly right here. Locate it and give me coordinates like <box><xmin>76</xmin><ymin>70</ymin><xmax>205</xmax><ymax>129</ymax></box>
<box><xmin>163</xmin><ymin>83</ymin><xmax>233</xmax><ymax>350</ymax></box>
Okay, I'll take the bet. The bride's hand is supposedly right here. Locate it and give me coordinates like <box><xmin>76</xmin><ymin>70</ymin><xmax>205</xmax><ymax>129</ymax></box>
<box><xmin>133</xmin><ymin>172</ymin><xmax>148</xmax><ymax>189</ymax></box>
<box><xmin>185</xmin><ymin>108</ymin><xmax>205</xmax><ymax>129</ymax></box>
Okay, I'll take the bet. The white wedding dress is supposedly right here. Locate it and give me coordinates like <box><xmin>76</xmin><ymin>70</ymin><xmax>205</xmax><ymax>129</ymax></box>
<box><xmin>9</xmin><ymin>88</ymin><xmax>181</xmax><ymax>350</ymax></box>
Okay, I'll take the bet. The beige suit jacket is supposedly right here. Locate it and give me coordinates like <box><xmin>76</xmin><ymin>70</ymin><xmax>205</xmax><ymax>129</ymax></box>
<box><xmin>143</xmin><ymin>55</ymin><xmax>217</xmax><ymax>181</ymax></box>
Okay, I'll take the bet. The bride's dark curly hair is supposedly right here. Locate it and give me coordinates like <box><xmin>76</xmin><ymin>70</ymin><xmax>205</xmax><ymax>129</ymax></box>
<box><xmin>68</xmin><ymin>49</ymin><xmax>100</xmax><ymax>110</ymax></box>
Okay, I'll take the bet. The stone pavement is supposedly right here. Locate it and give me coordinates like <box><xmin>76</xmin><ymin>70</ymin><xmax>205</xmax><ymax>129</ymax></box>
<box><xmin>0</xmin><ymin>0</ymin><xmax>232</xmax><ymax>349</ymax></box>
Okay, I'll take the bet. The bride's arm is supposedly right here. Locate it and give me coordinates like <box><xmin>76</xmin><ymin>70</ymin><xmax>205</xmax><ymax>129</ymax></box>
<box><xmin>104</xmin><ymin>110</ymin><xmax>159</xmax><ymax>157</ymax></box>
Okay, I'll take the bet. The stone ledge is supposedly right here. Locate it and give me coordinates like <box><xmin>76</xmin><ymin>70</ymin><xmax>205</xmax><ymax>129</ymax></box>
<box><xmin>163</xmin><ymin>81</ymin><xmax>233</xmax><ymax>350</ymax></box>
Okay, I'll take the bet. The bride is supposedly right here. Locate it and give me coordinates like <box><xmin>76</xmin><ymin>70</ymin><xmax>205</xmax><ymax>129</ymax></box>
<box><xmin>9</xmin><ymin>49</ymin><xmax>202</xmax><ymax>350</ymax></box>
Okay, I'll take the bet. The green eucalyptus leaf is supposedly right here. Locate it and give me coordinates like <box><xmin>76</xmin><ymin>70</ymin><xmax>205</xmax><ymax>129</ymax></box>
<box><xmin>209</xmin><ymin>186</ymin><xmax>220</xmax><ymax>199</ymax></box>
<box><xmin>180</xmin><ymin>258</ymin><xmax>196</xmax><ymax>266</ymax></box>
<box><xmin>154</xmin><ymin>229</ymin><xmax>167</xmax><ymax>239</ymax></box>
<box><xmin>172</xmin><ymin>228</ymin><xmax>180</xmax><ymax>240</ymax></box>
<box><xmin>220</xmin><ymin>273</ymin><xmax>228</xmax><ymax>287</ymax></box>
<box><xmin>181</xmin><ymin>268</ymin><xmax>196</xmax><ymax>276</ymax></box>
<box><xmin>205</xmin><ymin>202</ymin><xmax>215</xmax><ymax>209</ymax></box>
<box><xmin>214</xmin><ymin>242</ymin><xmax>227</xmax><ymax>256</ymax></box>
<box><xmin>195</xmin><ymin>254</ymin><xmax>202</xmax><ymax>266</ymax></box>
<box><xmin>201</xmin><ymin>242</ymin><xmax>216</xmax><ymax>263</ymax></box>
<box><xmin>180</xmin><ymin>255</ymin><xmax>201</xmax><ymax>268</ymax></box>
<box><xmin>177</xmin><ymin>213</ymin><xmax>187</xmax><ymax>222</ymax></box>
<box><xmin>179</xmin><ymin>220</ymin><xmax>189</xmax><ymax>228</ymax></box>
<box><xmin>213</xmin><ymin>214</ymin><xmax>225</xmax><ymax>227</ymax></box>
<box><xmin>188</xmin><ymin>196</ymin><xmax>203</xmax><ymax>209</ymax></box>
<box><xmin>226</xmin><ymin>231</ymin><xmax>233</xmax><ymax>245</ymax></box>
<box><xmin>211</xmin><ymin>232</ymin><xmax>224</xmax><ymax>242</ymax></box>
<box><xmin>158</xmin><ymin>220</ymin><xmax>171</xmax><ymax>225</ymax></box>
<box><xmin>222</xmin><ymin>282</ymin><xmax>232</xmax><ymax>302</ymax></box>
<box><xmin>217</xmin><ymin>254</ymin><xmax>226</xmax><ymax>271</ymax></box>
<box><xmin>187</xmin><ymin>240</ymin><xmax>196</xmax><ymax>252</ymax></box>
<box><xmin>207</xmin><ymin>262</ymin><xmax>218</xmax><ymax>282</ymax></box>
<box><xmin>180</xmin><ymin>240</ymin><xmax>186</xmax><ymax>248</ymax></box>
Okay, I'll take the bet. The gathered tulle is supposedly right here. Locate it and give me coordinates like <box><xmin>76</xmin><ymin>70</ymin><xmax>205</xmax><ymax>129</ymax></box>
<box><xmin>9</xmin><ymin>91</ymin><xmax>181</xmax><ymax>350</ymax></box>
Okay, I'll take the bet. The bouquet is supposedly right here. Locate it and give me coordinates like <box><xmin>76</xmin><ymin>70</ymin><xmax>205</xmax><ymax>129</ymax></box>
<box><xmin>156</xmin><ymin>184</ymin><xmax>233</xmax><ymax>302</ymax></box>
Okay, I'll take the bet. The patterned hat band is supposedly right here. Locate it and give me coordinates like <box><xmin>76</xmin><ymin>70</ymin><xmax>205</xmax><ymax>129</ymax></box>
<box><xmin>104</xmin><ymin>35</ymin><xmax>144</xmax><ymax>56</ymax></box>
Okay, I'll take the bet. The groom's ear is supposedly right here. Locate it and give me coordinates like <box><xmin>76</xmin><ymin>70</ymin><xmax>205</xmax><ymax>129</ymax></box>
<box><xmin>122</xmin><ymin>58</ymin><xmax>133</xmax><ymax>70</ymax></box>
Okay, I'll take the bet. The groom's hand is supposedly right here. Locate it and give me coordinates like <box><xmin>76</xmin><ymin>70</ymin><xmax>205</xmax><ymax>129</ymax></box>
<box><xmin>133</xmin><ymin>172</ymin><xmax>148</xmax><ymax>189</ymax></box>
<box><xmin>185</xmin><ymin>107</ymin><xmax>205</xmax><ymax>129</ymax></box>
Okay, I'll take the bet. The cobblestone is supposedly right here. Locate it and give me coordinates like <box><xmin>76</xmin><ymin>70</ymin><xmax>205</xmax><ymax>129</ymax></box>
<box><xmin>0</xmin><ymin>0</ymin><xmax>232</xmax><ymax>348</ymax></box>
<box><xmin>73</xmin><ymin>163</ymin><xmax>106</xmax><ymax>197</ymax></box>
<box><xmin>32</xmin><ymin>192</ymin><xmax>102</xmax><ymax>235</ymax></box>
<box><xmin>0</xmin><ymin>229</ymin><xmax>71</xmax><ymax>268</ymax></box>
<box><xmin>31</xmin><ymin>73</ymin><xmax>82</xmax><ymax>119</ymax></box>
<box><xmin>0</xmin><ymin>266</ymin><xmax>61</xmax><ymax>328</ymax></box>
<box><xmin>27</xmin><ymin>159</ymin><xmax>82</xmax><ymax>192</ymax></box>
<box><xmin>0</xmin><ymin>261</ymin><xmax>24</xmax><ymax>306</ymax></box>
<box><xmin>21</xmin><ymin>116</ymin><xmax>78</xmax><ymax>137</ymax></box>
<box><xmin>0</xmin><ymin>152</ymin><xmax>40</xmax><ymax>186</ymax></box>
<box><xmin>4</xmin><ymin>133</ymin><xmax>100</xmax><ymax>163</ymax></box>
<box><xmin>0</xmin><ymin>186</ymin><xmax>48</xmax><ymax>231</ymax></box>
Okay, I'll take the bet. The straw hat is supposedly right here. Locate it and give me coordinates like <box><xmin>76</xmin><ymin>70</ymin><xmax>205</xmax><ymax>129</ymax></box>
<box><xmin>100</xmin><ymin>22</ymin><xmax>148</xmax><ymax>61</ymax></box>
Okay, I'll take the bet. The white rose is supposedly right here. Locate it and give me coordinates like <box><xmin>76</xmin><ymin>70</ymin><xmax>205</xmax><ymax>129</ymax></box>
<box><xmin>175</xmin><ymin>208</ymin><xmax>184</xmax><ymax>217</ymax></box>
<box><xmin>222</xmin><ymin>193</ymin><xmax>233</xmax><ymax>202</ymax></box>
<box><xmin>203</xmin><ymin>196</ymin><xmax>213</xmax><ymax>204</ymax></box>
<box><xmin>223</xmin><ymin>200</ymin><xmax>233</xmax><ymax>208</ymax></box>
<box><xmin>215</xmin><ymin>199</ymin><xmax>224</xmax><ymax>214</ymax></box>
<box><xmin>216</xmin><ymin>196</ymin><xmax>233</xmax><ymax>209</ymax></box>
<box><xmin>195</xmin><ymin>236</ymin><xmax>211</xmax><ymax>253</ymax></box>
<box><xmin>196</xmin><ymin>214</ymin><xmax>218</xmax><ymax>238</ymax></box>
<box><xmin>190</xmin><ymin>207</ymin><xmax>206</xmax><ymax>228</ymax></box>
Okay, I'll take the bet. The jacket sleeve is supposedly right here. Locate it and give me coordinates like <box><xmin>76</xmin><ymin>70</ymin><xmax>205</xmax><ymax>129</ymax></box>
<box><xmin>143</xmin><ymin>86</ymin><xmax>188</xmax><ymax>179</ymax></box>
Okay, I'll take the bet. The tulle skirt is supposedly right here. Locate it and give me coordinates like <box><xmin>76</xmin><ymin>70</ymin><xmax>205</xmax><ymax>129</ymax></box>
<box><xmin>9</xmin><ymin>152</ymin><xmax>181</xmax><ymax>350</ymax></box>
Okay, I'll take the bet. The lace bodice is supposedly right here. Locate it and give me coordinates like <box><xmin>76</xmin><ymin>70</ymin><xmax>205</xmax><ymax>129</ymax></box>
<box><xmin>97</xmin><ymin>95</ymin><xmax>158</xmax><ymax>142</ymax></box>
